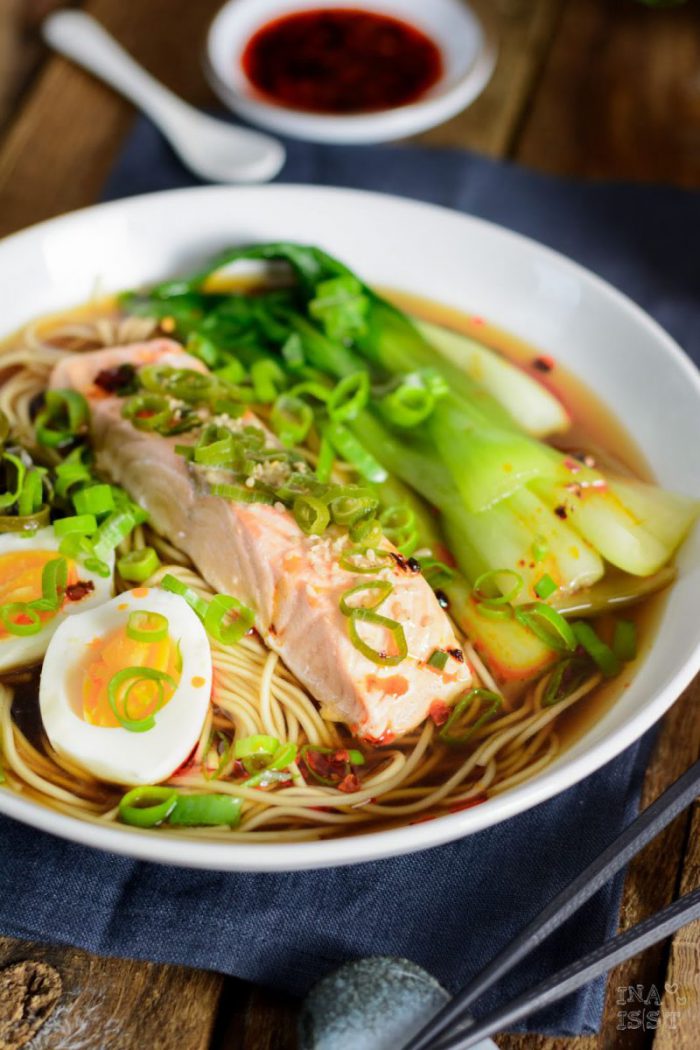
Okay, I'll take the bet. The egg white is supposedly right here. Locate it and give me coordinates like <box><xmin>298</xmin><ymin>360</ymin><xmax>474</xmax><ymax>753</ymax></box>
<box><xmin>39</xmin><ymin>587</ymin><xmax>212</xmax><ymax>786</ymax></box>
<box><xmin>0</xmin><ymin>527</ymin><xmax>114</xmax><ymax>672</ymax></box>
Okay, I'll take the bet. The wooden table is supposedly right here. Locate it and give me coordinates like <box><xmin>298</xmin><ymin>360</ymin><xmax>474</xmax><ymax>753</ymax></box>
<box><xmin>0</xmin><ymin>2</ymin><xmax>699</xmax><ymax>1047</ymax></box>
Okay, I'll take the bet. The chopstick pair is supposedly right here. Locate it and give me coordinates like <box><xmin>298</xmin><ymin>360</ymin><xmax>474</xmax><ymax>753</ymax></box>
<box><xmin>405</xmin><ymin>757</ymin><xmax>700</xmax><ymax>1050</ymax></box>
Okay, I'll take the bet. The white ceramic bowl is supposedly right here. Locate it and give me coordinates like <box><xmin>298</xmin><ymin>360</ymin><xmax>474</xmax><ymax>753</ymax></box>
<box><xmin>1</xmin><ymin>185</ymin><xmax>699</xmax><ymax>871</ymax></box>
<box><xmin>205</xmin><ymin>0</ymin><xmax>497</xmax><ymax>143</ymax></box>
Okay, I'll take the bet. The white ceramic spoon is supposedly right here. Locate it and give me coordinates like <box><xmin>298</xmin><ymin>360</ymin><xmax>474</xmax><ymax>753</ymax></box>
<box><xmin>42</xmin><ymin>11</ymin><xmax>286</xmax><ymax>184</ymax></box>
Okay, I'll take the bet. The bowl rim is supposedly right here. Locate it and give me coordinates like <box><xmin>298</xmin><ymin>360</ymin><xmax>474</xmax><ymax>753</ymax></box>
<box><xmin>203</xmin><ymin>0</ymin><xmax>498</xmax><ymax>144</ymax></box>
<box><xmin>0</xmin><ymin>182</ymin><xmax>699</xmax><ymax>871</ymax></box>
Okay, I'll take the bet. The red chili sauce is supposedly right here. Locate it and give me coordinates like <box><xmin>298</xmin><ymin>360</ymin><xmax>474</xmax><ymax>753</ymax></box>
<box><xmin>241</xmin><ymin>8</ymin><xmax>442</xmax><ymax>114</ymax></box>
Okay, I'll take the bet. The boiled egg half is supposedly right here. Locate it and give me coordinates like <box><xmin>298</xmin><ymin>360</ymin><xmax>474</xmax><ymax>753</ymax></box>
<box><xmin>39</xmin><ymin>586</ymin><xmax>212</xmax><ymax>785</ymax></box>
<box><xmin>0</xmin><ymin>526</ymin><xmax>114</xmax><ymax>672</ymax></box>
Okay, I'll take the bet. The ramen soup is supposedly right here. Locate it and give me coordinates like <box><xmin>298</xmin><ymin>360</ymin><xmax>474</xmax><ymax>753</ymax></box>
<box><xmin>0</xmin><ymin>243</ymin><xmax>695</xmax><ymax>843</ymax></box>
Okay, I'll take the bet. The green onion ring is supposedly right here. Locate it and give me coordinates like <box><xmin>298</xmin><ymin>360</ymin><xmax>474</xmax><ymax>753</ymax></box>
<box><xmin>204</xmin><ymin>593</ymin><xmax>255</xmax><ymax>646</ymax></box>
<box><xmin>122</xmin><ymin>393</ymin><xmax>172</xmax><ymax>432</ymax></box>
<box><xmin>325</xmin><ymin>423</ymin><xmax>387</xmax><ymax>483</ymax></box>
<box><xmin>339</xmin><ymin>546</ymin><xmax>394</xmax><ymax>574</ymax></box>
<box><xmin>0</xmin><ymin>453</ymin><xmax>26</xmax><ymax>510</ymax></box>
<box><xmin>613</xmin><ymin>619</ymin><xmax>637</xmax><ymax>663</ymax></box>
<box><xmin>572</xmin><ymin>620</ymin><xmax>620</xmax><ymax>677</ymax></box>
<box><xmin>107</xmin><ymin>666</ymin><xmax>177</xmax><ymax>732</ymax></box>
<box><xmin>118</xmin><ymin>786</ymin><xmax>178</xmax><ymax>828</ymax></box>
<box><xmin>126</xmin><ymin>610</ymin><xmax>169</xmax><ymax>643</ymax></box>
<box><xmin>270</xmin><ymin>394</ymin><xmax>314</xmax><ymax>448</ymax></box>
<box><xmin>327</xmin><ymin>372</ymin><xmax>370</xmax><ymax>423</ymax></box>
<box><xmin>30</xmin><ymin>557</ymin><xmax>68</xmax><ymax>613</ymax></box>
<box><xmin>348</xmin><ymin>608</ymin><xmax>407</xmax><ymax>667</ymax></box>
<box><xmin>515</xmin><ymin>602</ymin><xmax>577</xmax><ymax>652</ymax></box>
<box><xmin>473</xmin><ymin>569</ymin><xmax>523</xmax><ymax>606</ymax></box>
<box><xmin>440</xmin><ymin>688</ymin><xmax>503</xmax><ymax>746</ymax></box>
<box><xmin>117</xmin><ymin>547</ymin><xmax>160</xmax><ymax>583</ymax></box>
<box><xmin>211</xmin><ymin>483</ymin><xmax>276</xmax><ymax>505</ymax></box>
<box><xmin>380</xmin><ymin>383</ymin><xmax>435</xmax><ymax>428</ymax></box>
<box><xmin>53</xmin><ymin>514</ymin><xmax>97</xmax><ymax>538</ymax></box>
<box><xmin>35</xmin><ymin>389</ymin><xmax>88</xmax><ymax>448</ymax></box>
<box><xmin>293</xmin><ymin>494</ymin><xmax>330</xmax><ymax>535</ymax></box>
<box><xmin>17</xmin><ymin>468</ymin><xmax>44</xmax><ymax>517</ymax></box>
<box><xmin>166</xmin><ymin>793</ymin><xmax>242</xmax><ymax>827</ymax></box>
<box><xmin>339</xmin><ymin>580</ymin><xmax>393</xmax><ymax>617</ymax></box>
<box><xmin>160</xmin><ymin>573</ymin><xmax>209</xmax><ymax>621</ymax></box>
<box><xmin>72</xmin><ymin>484</ymin><xmax>115</xmax><ymax>518</ymax></box>
<box><xmin>0</xmin><ymin>602</ymin><xmax>43</xmax><ymax>636</ymax></box>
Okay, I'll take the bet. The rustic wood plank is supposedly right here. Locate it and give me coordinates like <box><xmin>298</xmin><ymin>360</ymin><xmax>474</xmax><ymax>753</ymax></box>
<box><xmin>417</xmin><ymin>0</ymin><xmax>562</xmax><ymax>156</ymax></box>
<box><xmin>212</xmin><ymin>984</ymin><xmax>299</xmax><ymax>1050</ymax></box>
<box><xmin>0</xmin><ymin>0</ymin><xmax>223</xmax><ymax>239</ymax></box>
<box><xmin>0</xmin><ymin>937</ymin><xmax>223</xmax><ymax>1049</ymax></box>
<box><xmin>499</xmin><ymin>678</ymin><xmax>700</xmax><ymax>1050</ymax></box>
<box><xmin>515</xmin><ymin>0</ymin><xmax>700</xmax><ymax>185</ymax></box>
<box><xmin>0</xmin><ymin>1</ymin><xmax>71</xmax><ymax>133</ymax></box>
<box><xmin>653</xmin><ymin>797</ymin><xmax>700</xmax><ymax>1045</ymax></box>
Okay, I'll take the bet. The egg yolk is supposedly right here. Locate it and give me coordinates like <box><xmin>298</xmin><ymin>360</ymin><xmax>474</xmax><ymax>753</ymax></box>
<box><xmin>0</xmin><ymin>549</ymin><xmax>78</xmax><ymax>638</ymax></box>
<box><xmin>80</xmin><ymin>625</ymin><xmax>182</xmax><ymax>728</ymax></box>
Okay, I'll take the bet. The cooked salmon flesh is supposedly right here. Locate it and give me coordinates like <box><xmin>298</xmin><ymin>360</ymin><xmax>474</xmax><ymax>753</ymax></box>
<box><xmin>50</xmin><ymin>340</ymin><xmax>471</xmax><ymax>741</ymax></box>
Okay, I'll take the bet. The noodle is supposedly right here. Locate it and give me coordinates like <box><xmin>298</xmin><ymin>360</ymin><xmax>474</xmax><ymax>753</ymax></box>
<box><xmin>0</xmin><ymin>308</ymin><xmax>601</xmax><ymax>842</ymax></box>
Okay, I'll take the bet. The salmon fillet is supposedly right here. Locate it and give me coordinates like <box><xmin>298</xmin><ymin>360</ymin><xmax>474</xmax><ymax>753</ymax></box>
<box><xmin>51</xmin><ymin>339</ymin><xmax>471</xmax><ymax>741</ymax></box>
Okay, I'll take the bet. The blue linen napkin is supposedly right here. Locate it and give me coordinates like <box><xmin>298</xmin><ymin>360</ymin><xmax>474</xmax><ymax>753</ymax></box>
<box><xmin>1</xmin><ymin>117</ymin><xmax>699</xmax><ymax>1037</ymax></box>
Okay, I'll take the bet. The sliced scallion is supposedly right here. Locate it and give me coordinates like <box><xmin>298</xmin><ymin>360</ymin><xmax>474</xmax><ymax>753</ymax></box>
<box><xmin>613</xmin><ymin>619</ymin><xmax>637</xmax><ymax>663</ymax></box>
<box><xmin>204</xmin><ymin>593</ymin><xmax>255</xmax><ymax>646</ymax></box>
<box><xmin>117</xmin><ymin>547</ymin><xmax>160</xmax><ymax>583</ymax></box>
<box><xmin>326</xmin><ymin>423</ymin><xmax>387</xmax><ymax>483</ymax></box>
<box><xmin>515</xmin><ymin>602</ymin><xmax>577</xmax><ymax>652</ymax></box>
<box><xmin>73</xmin><ymin>484</ymin><xmax>115</xmax><ymax>517</ymax></box>
<box><xmin>122</xmin><ymin>393</ymin><xmax>172</xmax><ymax>432</ymax></box>
<box><xmin>440</xmin><ymin>688</ymin><xmax>502</xmax><ymax>746</ymax></box>
<box><xmin>315</xmin><ymin>430</ymin><xmax>335</xmax><ymax>483</ymax></box>
<box><xmin>270</xmin><ymin>394</ymin><xmax>313</xmax><ymax>447</ymax></box>
<box><xmin>17</xmin><ymin>468</ymin><xmax>44</xmax><ymax>518</ymax></box>
<box><xmin>534</xmin><ymin>574</ymin><xmax>557</xmax><ymax>600</ymax></box>
<box><xmin>339</xmin><ymin>580</ymin><xmax>392</xmax><ymax>616</ymax></box>
<box><xmin>427</xmin><ymin>650</ymin><xmax>449</xmax><ymax>670</ymax></box>
<box><xmin>339</xmin><ymin>546</ymin><xmax>394</xmax><ymax>574</ymax></box>
<box><xmin>118</xmin><ymin>786</ymin><xmax>177</xmax><ymax>827</ymax></box>
<box><xmin>211</xmin><ymin>483</ymin><xmax>276</xmax><ymax>505</ymax></box>
<box><xmin>572</xmin><ymin>620</ymin><xmax>620</xmax><ymax>677</ymax></box>
<box><xmin>473</xmin><ymin>569</ymin><xmax>523</xmax><ymax>606</ymax></box>
<box><xmin>293</xmin><ymin>494</ymin><xmax>330</xmax><ymax>535</ymax></box>
<box><xmin>0</xmin><ymin>602</ymin><xmax>42</xmax><ymax>636</ymax></box>
<box><xmin>126</xmin><ymin>610</ymin><xmax>169</xmax><ymax>644</ymax></box>
<box><xmin>30</xmin><ymin>557</ymin><xmax>67</xmax><ymax>613</ymax></box>
<box><xmin>0</xmin><ymin>453</ymin><xmax>26</xmax><ymax>510</ymax></box>
<box><xmin>379</xmin><ymin>383</ymin><xmax>435</xmax><ymax>428</ymax></box>
<box><xmin>166</xmin><ymin>793</ymin><xmax>242</xmax><ymax>827</ymax></box>
<box><xmin>35</xmin><ymin>389</ymin><xmax>88</xmax><ymax>448</ymax></box>
<box><xmin>327</xmin><ymin>372</ymin><xmax>370</xmax><ymax>423</ymax></box>
<box><xmin>348</xmin><ymin>608</ymin><xmax>407</xmax><ymax>666</ymax></box>
<box><xmin>53</xmin><ymin>514</ymin><xmax>97</xmax><ymax>538</ymax></box>
<box><xmin>107</xmin><ymin>666</ymin><xmax>176</xmax><ymax>732</ymax></box>
<box><xmin>160</xmin><ymin>573</ymin><xmax>209</xmax><ymax>621</ymax></box>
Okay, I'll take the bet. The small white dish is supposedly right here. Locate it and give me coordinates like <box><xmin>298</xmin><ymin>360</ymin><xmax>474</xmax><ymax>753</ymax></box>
<box><xmin>205</xmin><ymin>0</ymin><xmax>498</xmax><ymax>144</ymax></box>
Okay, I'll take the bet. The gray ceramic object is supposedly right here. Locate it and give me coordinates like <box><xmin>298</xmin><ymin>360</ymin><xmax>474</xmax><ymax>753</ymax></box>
<box><xmin>299</xmin><ymin>956</ymin><xmax>449</xmax><ymax>1050</ymax></box>
<box><xmin>300</xmin><ymin>955</ymin><xmax>502</xmax><ymax>1050</ymax></box>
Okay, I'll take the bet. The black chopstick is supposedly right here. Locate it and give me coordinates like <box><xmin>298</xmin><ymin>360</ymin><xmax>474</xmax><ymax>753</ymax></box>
<box><xmin>426</xmin><ymin>885</ymin><xmax>700</xmax><ymax>1050</ymax></box>
<box><xmin>405</xmin><ymin>757</ymin><xmax>700</xmax><ymax>1050</ymax></box>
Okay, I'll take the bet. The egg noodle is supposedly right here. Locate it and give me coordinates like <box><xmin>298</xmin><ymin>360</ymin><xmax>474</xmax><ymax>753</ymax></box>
<box><xmin>0</xmin><ymin>312</ymin><xmax>600</xmax><ymax>841</ymax></box>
